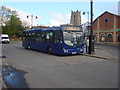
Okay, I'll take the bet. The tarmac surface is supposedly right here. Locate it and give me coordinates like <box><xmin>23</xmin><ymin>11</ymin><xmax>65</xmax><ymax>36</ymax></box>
<box><xmin>0</xmin><ymin>41</ymin><xmax>119</xmax><ymax>89</ymax></box>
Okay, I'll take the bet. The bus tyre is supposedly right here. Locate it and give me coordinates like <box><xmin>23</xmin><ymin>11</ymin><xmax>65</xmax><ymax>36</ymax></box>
<box><xmin>27</xmin><ymin>45</ymin><xmax>31</xmax><ymax>50</ymax></box>
<box><xmin>48</xmin><ymin>47</ymin><xmax>52</xmax><ymax>54</ymax></box>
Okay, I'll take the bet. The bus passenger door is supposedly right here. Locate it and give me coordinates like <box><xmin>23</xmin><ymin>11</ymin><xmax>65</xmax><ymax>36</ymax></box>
<box><xmin>35</xmin><ymin>32</ymin><xmax>43</xmax><ymax>51</ymax></box>
<box><xmin>53</xmin><ymin>31</ymin><xmax>62</xmax><ymax>54</ymax></box>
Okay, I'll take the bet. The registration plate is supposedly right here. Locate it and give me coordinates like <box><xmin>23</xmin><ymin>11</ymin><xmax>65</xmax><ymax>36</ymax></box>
<box><xmin>72</xmin><ymin>52</ymin><xmax>77</xmax><ymax>54</ymax></box>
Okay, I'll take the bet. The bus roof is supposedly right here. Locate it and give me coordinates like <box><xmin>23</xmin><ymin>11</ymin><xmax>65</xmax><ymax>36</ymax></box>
<box><xmin>23</xmin><ymin>27</ymin><xmax>61</xmax><ymax>33</ymax></box>
<box><xmin>23</xmin><ymin>25</ymin><xmax>83</xmax><ymax>33</ymax></box>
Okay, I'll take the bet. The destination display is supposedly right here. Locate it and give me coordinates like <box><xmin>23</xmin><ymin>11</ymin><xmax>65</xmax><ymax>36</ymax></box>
<box><xmin>61</xmin><ymin>25</ymin><xmax>82</xmax><ymax>31</ymax></box>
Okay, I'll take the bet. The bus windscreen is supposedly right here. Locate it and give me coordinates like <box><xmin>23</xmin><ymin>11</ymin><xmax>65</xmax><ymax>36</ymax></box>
<box><xmin>63</xmin><ymin>30</ymin><xmax>83</xmax><ymax>47</ymax></box>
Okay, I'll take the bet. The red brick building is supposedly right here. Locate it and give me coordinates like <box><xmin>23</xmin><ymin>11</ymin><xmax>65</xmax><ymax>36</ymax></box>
<box><xmin>92</xmin><ymin>11</ymin><xmax>120</xmax><ymax>44</ymax></box>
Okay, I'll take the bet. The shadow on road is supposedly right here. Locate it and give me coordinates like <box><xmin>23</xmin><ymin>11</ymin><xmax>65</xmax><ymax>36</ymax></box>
<box><xmin>2</xmin><ymin>64</ymin><xmax>29</xmax><ymax>89</ymax></box>
<box><xmin>0</xmin><ymin>56</ymin><xmax>7</xmax><ymax>59</ymax></box>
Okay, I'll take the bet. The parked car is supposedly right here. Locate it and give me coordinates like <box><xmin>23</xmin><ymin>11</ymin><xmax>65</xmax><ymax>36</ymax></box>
<box><xmin>0</xmin><ymin>34</ymin><xmax>10</xmax><ymax>44</ymax></box>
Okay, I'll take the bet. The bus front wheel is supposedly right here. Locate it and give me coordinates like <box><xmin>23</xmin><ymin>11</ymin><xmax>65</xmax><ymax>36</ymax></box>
<box><xmin>48</xmin><ymin>47</ymin><xmax>52</xmax><ymax>54</ymax></box>
<box><xmin>27</xmin><ymin>45</ymin><xmax>31</xmax><ymax>50</ymax></box>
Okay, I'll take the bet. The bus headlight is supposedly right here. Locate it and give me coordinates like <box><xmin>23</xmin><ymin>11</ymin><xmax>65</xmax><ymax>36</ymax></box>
<box><xmin>80</xmin><ymin>49</ymin><xmax>83</xmax><ymax>51</ymax></box>
<box><xmin>63</xmin><ymin>48</ymin><xmax>68</xmax><ymax>52</ymax></box>
<box><xmin>77</xmin><ymin>48</ymin><xmax>82</xmax><ymax>51</ymax></box>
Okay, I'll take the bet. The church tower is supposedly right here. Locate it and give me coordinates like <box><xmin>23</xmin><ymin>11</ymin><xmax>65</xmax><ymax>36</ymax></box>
<box><xmin>70</xmin><ymin>10</ymin><xmax>81</xmax><ymax>25</ymax></box>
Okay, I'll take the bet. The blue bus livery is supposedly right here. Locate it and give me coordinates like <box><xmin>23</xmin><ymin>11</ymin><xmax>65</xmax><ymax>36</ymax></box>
<box><xmin>22</xmin><ymin>25</ymin><xmax>84</xmax><ymax>55</ymax></box>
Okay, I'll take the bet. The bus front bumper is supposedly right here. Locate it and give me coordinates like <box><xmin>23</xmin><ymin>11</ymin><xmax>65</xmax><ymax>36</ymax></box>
<box><xmin>62</xmin><ymin>48</ymin><xmax>84</xmax><ymax>55</ymax></box>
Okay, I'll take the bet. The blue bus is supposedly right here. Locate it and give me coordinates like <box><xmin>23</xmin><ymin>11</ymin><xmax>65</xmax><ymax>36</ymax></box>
<box><xmin>22</xmin><ymin>25</ymin><xmax>84</xmax><ymax>55</ymax></box>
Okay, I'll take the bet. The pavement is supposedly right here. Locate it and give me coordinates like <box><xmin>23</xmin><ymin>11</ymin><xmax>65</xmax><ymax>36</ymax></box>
<box><xmin>83</xmin><ymin>45</ymin><xmax>119</xmax><ymax>61</ymax></box>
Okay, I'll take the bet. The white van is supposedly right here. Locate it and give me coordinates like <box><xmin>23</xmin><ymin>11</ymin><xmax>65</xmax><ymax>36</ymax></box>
<box><xmin>0</xmin><ymin>34</ymin><xmax>10</xmax><ymax>44</ymax></box>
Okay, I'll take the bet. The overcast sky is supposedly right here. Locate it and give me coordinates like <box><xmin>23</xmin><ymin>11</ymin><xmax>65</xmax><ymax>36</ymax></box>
<box><xmin>1</xmin><ymin>0</ymin><xmax>120</xmax><ymax>27</ymax></box>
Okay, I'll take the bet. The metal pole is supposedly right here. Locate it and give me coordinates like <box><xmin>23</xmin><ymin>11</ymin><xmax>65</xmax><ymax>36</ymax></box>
<box><xmin>88</xmin><ymin>0</ymin><xmax>93</xmax><ymax>54</ymax></box>
<box><xmin>87</xmin><ymin>12</ymin><xmax>89</xmax><ymax>25</ymax></box>
<box><xmin>90</xmin><ymin>0</ymin><xmax>93</xmax><ymax>34</ymax></box>
<box><xmin>31</xmin><ymin>14</ymin><xmax>33</xmax><ymax>29</ymax></box>
<box><xmin>87</xmin><ymin>12</ymin><xmax>89</xmax><ymax>34</ymax></box>
<box><xmin>27</xmin><ymin>14</ymin><xmax>38</xmax><ymax>29</ymax></box>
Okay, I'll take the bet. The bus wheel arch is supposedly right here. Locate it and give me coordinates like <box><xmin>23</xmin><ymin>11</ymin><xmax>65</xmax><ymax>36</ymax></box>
<box><xmin>27</xmin><ymin>44</ymin><xmax>31</xmax><ymax>50</ymax></box>
<box><xmin>47</xmin><ymin>46</ymin><xmax>52</xmax><ymax>54</ymax></box>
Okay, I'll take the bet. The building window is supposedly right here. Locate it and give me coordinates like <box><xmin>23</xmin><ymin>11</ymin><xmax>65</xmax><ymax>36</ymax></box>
<box><xmin>104</xmin><ymin>18</ymin><xmax>109</xmax><ymax>23</ymax></box>
<box><xmin>100</xmin><ymin>34</ymin><xmax>105</xmax><ymax>42</ymax></box>
<box><xmin>107</xmin><ymin>34</ymin><xmax>113</xmax><ymax>42</ymax></box>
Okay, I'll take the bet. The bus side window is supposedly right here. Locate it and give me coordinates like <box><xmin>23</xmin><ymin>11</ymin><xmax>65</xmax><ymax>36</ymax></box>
<box><xmin>25</xmin><ymin>33</ymin><xmax>28</xmax><ymax>41</ymax></box>
<box><xmin>41</xmin><ymin>32</ymin><xmax>46</xmax><ymax>42</ymax></box>
<box><xmin>46</xmin><ymin>32</ymin><xmax>53</xmax><ymax>42</ymax></box>
<box><xmin>26</xmin><ymin>33</ymin><xmax>30</xmax><ymax>41</ymax></box>
<box><xmin>36</xmin><ymin>32</ymin><xmax>40</xmax><ymax>42</ymax></box>
<box><xmin>22</xmin><ymin>33</ymin><xmax>25</xmax><ymax>41</ymax></box>
<box><xmin>54</xmin><ymin>31</ymin><xmax>61</xmax><ymax>44</ymax></box>
<box><xmin>31</xmin><ymin>32</ymin><xmax>35</xmax><ymax>41</ymax></box>
<box><xmin>46</xmin><ymin>32</ymin><xmax>50</xmax><ymax>40</ymax></box>
<box><xmin>29</xmin><ymin>33</ymin><xmax>32</xmax><ymax>41</ymax></box>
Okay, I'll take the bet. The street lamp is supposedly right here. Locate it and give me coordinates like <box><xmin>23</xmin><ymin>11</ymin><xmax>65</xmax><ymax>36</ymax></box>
<box><xmin>27</xmin><ymin>14</ymin><xmax>38</xmax><ymax>29</ymax></box>
<box><xmin>83</xmin><ymin>11</ymin><xmax>90</xmax><ymax>34</ymax></box>
<box><xmin>83</xmin><ymin>11</ymin><xmax>89</xmax><ymax>25</ymax></box>
<box><xmin>88</xmin><ymin>0</ymin><xmax>94</xmax><ymax>54</ymax></box>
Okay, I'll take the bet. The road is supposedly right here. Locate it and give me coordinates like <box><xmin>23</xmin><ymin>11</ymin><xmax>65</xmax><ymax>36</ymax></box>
<box><xmin>1</xmin><ymin>41</ymin><xmax>118</xmax><ymax>88</ymax></box>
